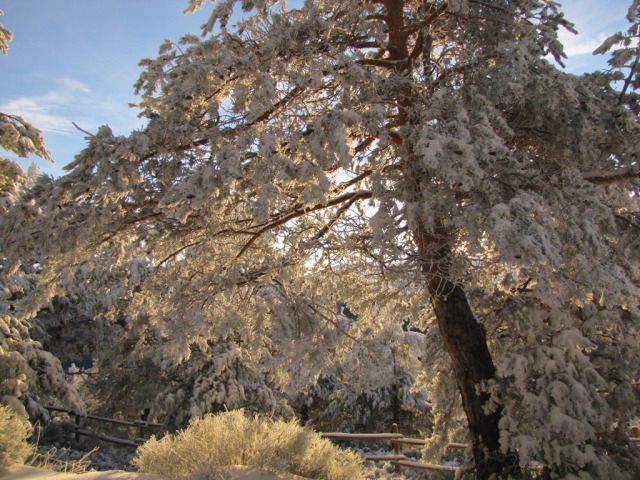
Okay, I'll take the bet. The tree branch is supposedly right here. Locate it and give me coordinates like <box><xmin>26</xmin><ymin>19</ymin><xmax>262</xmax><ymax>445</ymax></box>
<box><xmin>614</xmin><ymin>213</ymin><xmax>640</xmax><ymax>231</ymax></box>
<box><xmin>583</xmin><ymin>165</ymin><xmax>640</xmax><ymax>185</ymax></box>
<box><xmin>618</xmin><ymin>51</ymin><xmax>640</xmax><ymax>106</ymax></box>
<box><xmin>72</xmin><ymin>122</ymin><xmax>96</xmax><ymax>138</ymax></box>
<box><xmin>157</xmin><ymin>241</ymin><xmax>201</xmax><ymax>268</ymax></box>
<box><xmin>356</xmin><ymin>58</ymin><xmax>406</xmax><ymax>69</ymax></box>
<box><xmin>408</xmin><ymin>4</ymin><xmax>447</xmax><ymax>62</ymax></box>
<box><xmin>305</xmin><ymin>194</ymin><xmax>361</xmax><ymax>244</ymax></box>
<box><xmin>249</xmin><ymin>84</ymin><xmax>306</xmax><ymax>126</ymax></box>
<box><xmin>236</xmin><ymin>190</ymin><xmax>372</xmax><ymax>258</ymax></box>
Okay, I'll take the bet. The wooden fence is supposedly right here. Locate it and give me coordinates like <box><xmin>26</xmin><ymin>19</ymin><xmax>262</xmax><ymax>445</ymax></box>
<box><xmin>44</xmin><ymin>406</ymin><xmax>164</xmax><ymax>447</ymax></box>
<box><xmin>44</xmin><ymin>407</ymin><xmax>459</xmax><ymax>473</ymax></box>
<box><xmin>42</xmin><ymin>407</ymin><xmax>640</xmax><ymax>474</ymax></box>
<box><xmin>320</xmin><ymin>426</ymin><xmax>463</xmax><ymax>474</ymax></box>
<box><xmin>321</xmin><ymin>426</ymin><xmax>640</xmax><ymax>475</ymax></box>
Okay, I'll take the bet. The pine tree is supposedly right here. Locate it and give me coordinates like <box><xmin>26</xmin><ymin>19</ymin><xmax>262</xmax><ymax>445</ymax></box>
<box><xmin>1</xmin><ymin>0</ymin><xmax>639</xmax><ymax>477</ymax></box>
<box><xmin>0</xmin><ymin>12</ymin><xmax>83</xmax><ymax>418</ymax></box>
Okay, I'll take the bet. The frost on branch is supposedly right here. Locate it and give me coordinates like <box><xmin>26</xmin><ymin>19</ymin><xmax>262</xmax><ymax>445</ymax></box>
<box><xmin>0</xmin><ymin>10</ymin><xmax>13</xmax><ymax>56</ymax></box>
<box><xmin>0</xmin><ymin>26</ymin><xmax>74</xmax><ymax>416</ymax></box>
<box><xmin>594</xmin><ymin>0</ymin><xmax>640</xmax><ymax>111</ymax></box>
<box><xmin>0</xmin><ymin>114</ymin><xmax>52</xmax><ymax>162</ymax></box>
<box><xmin>483</xmin><ymin>299</ymin><xmax>640</xmax><ymax>477</ymax></box>
<box><xmin>0</xmin><ymin>0</ymin><xmax>639</xmax><ymax>477</ymax></box>
<box><xmin>0</xmin><ymin>256</ymin><xmax>85</xmax><ymax>417</ymax></box>
<box><xmin>0</xmin><ymin>114</ymin><xmax>52</xmax><ymax>213</ymax></box>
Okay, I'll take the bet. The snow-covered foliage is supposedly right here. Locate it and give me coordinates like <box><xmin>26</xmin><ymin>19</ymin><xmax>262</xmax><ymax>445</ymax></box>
<box><xmin>0</xmin><ymin>112</ymin><xmax>51</xmax><ymax>213</ymax></box>
<box><xmin>135</xmin><ymin>340</ymin><xmax>291</xmax><ymax>429</ymax></box>
<box><xmin>26</xmin><ymin>252</ymin><xmax>148</xmax><ymax>418</ymax></box>
<box><xmin>0</xmin><ymin>157</ymin><xmax>26</xmax><ymax>214</ymax></box>
<box><xmin>1</xmin><ymin>0</ymin><xmax>639</xmax><ymax>477</ymax></box>
<box><xmin>0</xmin><ymin>169</ymin><xmax>80</xmax><ymax>417</ymax></box>
<box><xmin>0</xmin><ymin>254</ymin><xmax>85</xmax><ymax>417</ymax></box>
<box><xmin>0</xmin><ymin>19</ymin><xmax>77</xmax><ymax>418</ymax></box>
<box><xmin>594</xmin><ymin>0</ymin><xmax>640</xmax><ymax>114</ymax></box>
<box><xmin>0</xmin><ymin>10</ymin><xmax>13</xmax><ymax>56</ymax></box>
<box><xmin>303</xmin><ymin>323</ymin><xmax>431</xmax><ymax>434</ymax></box>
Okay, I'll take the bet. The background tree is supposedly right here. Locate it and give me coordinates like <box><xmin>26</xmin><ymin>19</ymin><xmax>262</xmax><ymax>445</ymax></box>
<box><xmin>303</xmin><ymin>319</ymin><xmax>431</xmax><ymax>434</ymax></box>
<box><xmin>0</xmin><ymin>14</ymin><xmax>83</xmax><ymax>418</ymax></box>
<box><xmin>1</xmin><ymin>0</ymin><xmax>640</xmax><ymax>478</ymax></box>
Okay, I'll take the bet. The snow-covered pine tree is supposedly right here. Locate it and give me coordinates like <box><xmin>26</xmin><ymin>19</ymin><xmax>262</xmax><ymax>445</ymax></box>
<box><xmin>0</xmin><ymin>254</ymin><xmax>86</xmax><ymax>418</ymax></box>
<box><xmin>303</xmin><ymin>318</ymin><xmax>431</xmax><ymax>434</ymax></box>
<box><xmin>1</xmin><ymin>0</ymin><xmax>639</xmax><ymax>477</ymax></box>
<box><xmin>0</xmin><ymin>12</ymin><xmax>82</xmax><ymax>418</ymax></box>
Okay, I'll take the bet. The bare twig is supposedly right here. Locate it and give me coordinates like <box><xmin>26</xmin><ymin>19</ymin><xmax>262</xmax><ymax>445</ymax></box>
<box><xmin>72</xmin><ymin>122</ymin><xmax>96</xmax><ymax>138</ymax></box>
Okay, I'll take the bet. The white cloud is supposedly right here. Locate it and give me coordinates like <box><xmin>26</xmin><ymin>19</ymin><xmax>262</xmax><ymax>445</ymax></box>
<box><xmin>59</xmin><ymin>78</ymin><xmax>91</xmax><ymax>94</ymax></box>
<box><xmin>557</xmin><ymin>0</ymin><xmax>631</xmax><ymax>59</ymax></box>
<box><xmin>0</xmin><ymin>78</ymin><xmax>95</xmax><ymax>135</ymax></box>
<box><xmin>558</xmin><ymin>29</ymin><xmax>608</xmax><ymax>57</ymax></box>
<box><xmin>1</xmin><ymin>99</ymin><xmax>74</xmax><ymax>135</ymax></box>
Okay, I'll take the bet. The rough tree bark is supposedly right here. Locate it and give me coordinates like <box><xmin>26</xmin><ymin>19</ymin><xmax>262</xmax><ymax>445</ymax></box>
<box><xmin>413</xmin><ymin>224</ymin><xmax>520</xmax><ymax>478</ymax></box>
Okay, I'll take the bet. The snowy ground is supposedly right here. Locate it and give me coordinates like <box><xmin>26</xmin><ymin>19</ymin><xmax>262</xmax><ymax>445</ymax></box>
<box><xmin>0</xmin><ymin>465</ymin><xmax>164</xmax><ymax>480</ymax></box>
<box><xmin>0</xmin><ymin>466</ymin><xmax>308</xmax><ymax>480</ymax></box>
<box><xmin>0</xmin><ymin>445</ymin><xmax>319</xmax><ymax>480</ymax></box>
<box><xmin>32</xmin><ymin>445</ymin><xmax>138</xmax><ymax>473</ymax></box>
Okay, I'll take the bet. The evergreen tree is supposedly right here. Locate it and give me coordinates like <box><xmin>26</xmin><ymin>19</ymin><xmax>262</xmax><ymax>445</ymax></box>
<box><xmin>0</xmin><ymin>11</ymin><xmax>82</xmax><ymax>418</ymax></box>
<box><xmin>1</xmin><ymin>1</ymin><xmax>639</xmax><ymax>477</ymax></box>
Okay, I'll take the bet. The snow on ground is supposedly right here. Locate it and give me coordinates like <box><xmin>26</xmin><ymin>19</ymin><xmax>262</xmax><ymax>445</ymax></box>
<box><xmin>0</xmin><ymin>466</ymin><xmax>310</xmax><ymax>480</ymax></box>
<box><xmin>2</xmin><ymin>445</ymin><xmax>312</xmax><ymax>480</ymax></box>
<box><xmin>0</xmin><ymin>465</ymin><xmax>164</xmax><ymax>480</ymax></box>
<box><xmin>32</xmin><ymin>445</ymin><xmax>138</xmax><ymax>473</ymax></box>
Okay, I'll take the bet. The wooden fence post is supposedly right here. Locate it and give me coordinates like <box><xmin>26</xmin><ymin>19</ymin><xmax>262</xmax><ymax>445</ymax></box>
<box><xmin>137</xmin><ymin>420</ymin><xmax>147</xmax><ymax>439</ymax></box>
<box><xmin>392</xmin><ymin>423</ymin><xmax>401</xmax><ymax>475</ymax></box>
<box><xmin>74</xmin><ymin>412</ymin><xmax>82</xmax><ymax>443</ymax></box>
<box><xmin>43</xmin><ymin>406</ymin><xmax>166</xmax><ymax>448</ymax></box>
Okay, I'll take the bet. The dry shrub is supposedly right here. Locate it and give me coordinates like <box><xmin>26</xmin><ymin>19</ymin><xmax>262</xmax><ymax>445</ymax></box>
<box><xmin>134</xmin><ymin>410</ymin><xmax>365</xmax><ymax>480</ymax></box>
<box><xmin>0</xmin><ymin>403</ymin><xmax>34</xmax><ymax>469</ymax></box>
<box><xmin>27</xmin><ymin>446</ymin><xmax>94</xmax><ymax>474</ymax></box>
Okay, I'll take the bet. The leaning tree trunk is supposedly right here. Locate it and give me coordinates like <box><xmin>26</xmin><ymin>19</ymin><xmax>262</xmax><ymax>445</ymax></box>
<box><xmin>413</xmin><ymin>223</ymin><xmax>520</xmax><ymax>478</ymax></box>
<box><xmin>377</xmin><ymin>0</ymin><xmax>520</xmax><ymax>475</ymax></box>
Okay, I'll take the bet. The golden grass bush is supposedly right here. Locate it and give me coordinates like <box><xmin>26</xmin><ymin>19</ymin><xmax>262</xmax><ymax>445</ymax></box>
<box><xmin>0</xmin><ymin>403</ymin><xmax>34</xmax><ymax>469</ymax></box>
<box><xmin>134</xmin><ymin>410</ymin><xmax>365</xmax><ymax>480</ymax></box>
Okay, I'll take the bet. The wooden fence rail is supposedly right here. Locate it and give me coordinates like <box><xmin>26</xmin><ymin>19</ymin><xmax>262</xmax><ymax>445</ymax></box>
<box><xmin>321</xmin><ymin>428</ymin><xmax>640</xmax><ymax>475</ymax></box>
<box><xmin>44</xmin><ymin>406</ymin><xmax>164</xmax><ymax>448</ymax></box>
<box><xmin>42</xmin><ymin>406</ymin><xmax>640</xmax><ymax>471</ymax></box>
<box><xmin>320</xmin><ymin>426</ymin><xmax>461</xmax><ymax>474</ymax></box>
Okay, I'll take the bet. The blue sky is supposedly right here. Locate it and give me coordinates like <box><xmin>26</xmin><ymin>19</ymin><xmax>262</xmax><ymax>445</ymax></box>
<box><xmin>0</xmin><ymin>0</ymin><xmax>633</xmax><ymax>178</ymax></box>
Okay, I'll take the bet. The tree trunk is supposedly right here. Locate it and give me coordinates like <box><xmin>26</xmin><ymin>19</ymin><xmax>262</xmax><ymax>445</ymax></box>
<box><xmin>377</xmin><ymin>0</ymin><xmax>519</xmax><ymax>475</ymax></box>
<box><xmin>413</xmin><ymin>224</ymin><xmax>520</xmax><ymax>478</ymax></box>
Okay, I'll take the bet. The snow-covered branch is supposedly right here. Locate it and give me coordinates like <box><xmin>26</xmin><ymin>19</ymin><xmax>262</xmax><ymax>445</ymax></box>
<box><xmin>583</xmin><ymin>165</ymin><xmax>640</xmax><ymax>185</ymax></box>
<box><xmin>236</xmin><ymin>189</ymin><xmax>372</xmax><ymax>257</ymax></box>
